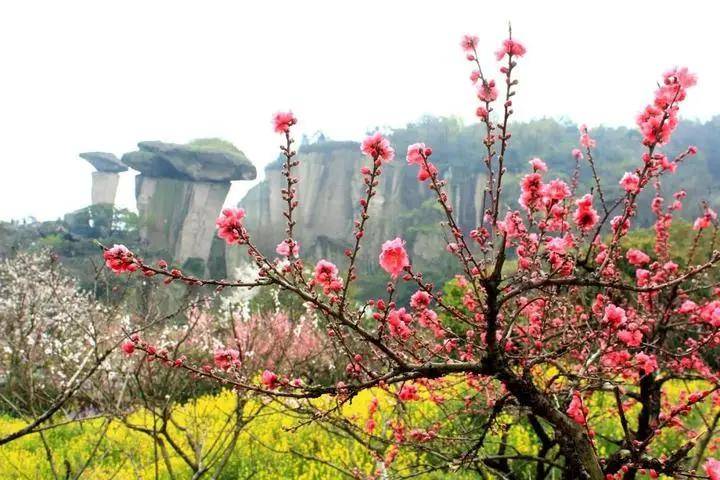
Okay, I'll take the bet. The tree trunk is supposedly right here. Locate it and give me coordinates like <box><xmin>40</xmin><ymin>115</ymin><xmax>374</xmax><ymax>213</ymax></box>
<box><xmin>483</xmin><ymin>358</ymin><xmax>604</xmax><ymax>480</ymax></box>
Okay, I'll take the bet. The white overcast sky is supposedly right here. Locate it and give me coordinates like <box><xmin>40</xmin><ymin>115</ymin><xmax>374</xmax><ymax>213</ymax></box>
<box><xmin>1</xmin><ymin>0</ymin><xmax>718</xmax><ymax>221</ymax></box>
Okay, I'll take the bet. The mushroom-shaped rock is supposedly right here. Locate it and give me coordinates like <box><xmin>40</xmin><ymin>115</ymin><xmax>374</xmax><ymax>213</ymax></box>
<box><xmin>121</xmin><ymin>139</ymin><xmax>256</xmax><ymax>182</ymax></box>
<box><xmin>126</xmin><ymin>138</ymin><xmax>257</xmax><ymax>276</ymax></box>
<box><xmin>79</xmin><ymin>152</ymin><xmax>128</xmax><ymax>173</ymax></box>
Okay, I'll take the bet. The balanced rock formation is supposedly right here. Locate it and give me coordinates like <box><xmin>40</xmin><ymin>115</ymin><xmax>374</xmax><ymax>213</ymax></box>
<box><xmin>234</xmin><ymin>139</ymin><xmax>484</xmax><ymax>276</ymax></box>
<box><xmin>79</xmin><ymin>152</ymin><xmax>128</xmax><ymax>205</ymax></box>
<box><xmin>122</xmin><ymin>139</ymin><xmax>256</xmax><ymax>275</ymax></box>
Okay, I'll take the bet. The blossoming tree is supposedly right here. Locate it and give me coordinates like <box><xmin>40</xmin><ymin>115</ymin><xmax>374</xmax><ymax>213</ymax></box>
<box><xmin>102</xmin><ymin>31</ymin><xmax>720</xmax><ymax>480</ymax></box>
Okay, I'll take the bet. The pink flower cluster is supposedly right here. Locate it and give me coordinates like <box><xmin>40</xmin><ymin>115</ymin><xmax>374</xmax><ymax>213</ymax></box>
<box><xmin>387</xmin><ymin>307</ymin><xmax>413</xmax><ymax>339</ymax></box>
<box><xmin>398</xmin><ymin>383</ymin><xmax>419</xmax><ymax>402</ymax></box>
<box><xmin>477</xmin><ymin>80</ymin><xmax>498</xmax><ymax>102</ymax></box>
<box><xmin>495</xmin><ymin>38</ymin><xmax>526</xmax><ymax>61</ymax></box>
<box><xmin>636</xmin><ymin>67</ymin><xmax>696</xmax><ymax>146</ymax></box>
<box><xmin>566</xmin><ymin>391</ymin><xmax>588</xmax><ymax>425</ymax></box>
<box><xmin>104</xmin><ymin>244</ymin><xmax>138</xmax><ymax>274</ymax></box>
<box><xmin>518</xmin><ymin>159</ymin><xmax>571</xmax><ymax>216</ymax></box>
<box><xmin>406</xmin><ymin>143</ymin><xmax>437</xmax><ymax>181</ymax></box>
<box><xmin>626</xmin><ymin>248</ymin><xmax>650</xmax><ymax>266</ymax></box>
<box><xmin>216</xmin><ymin>208</ymin><xmax>247</xmax><ymax>245</ymax></box>
<box><xmin>619</xmin><ymin>172</ymin><xmax>641</xmax><ymax>193</ymax></box>
<box><xmin>213</xmin><ymin>348</ymin><xmax>240</xmax><ymax>370</ymax></box>
<box><xmin>261</xmin><ymin>370</ymin><xmax>279</xmax><ymax>389</ymax></box>
<box><xmin>311</xmin><ymin>259</ymin><xmax>343</xmax><ymax>295</ymax></box>
<box><xmin>579</xmin><ymin>124</ymin><xmax>596</xmax><ymax>149</ymax></box>
<box><xmin>361</xmin><ymin>132</ymin><xmax>395</xmax><ymax>163</ymax></box>
<box><xmin>276</xmin><ymin>239</ymin><xmax>300</xmax><ymax>257</ymax></box>
<box><xmin>693</xmin><ymin>205</ymin><xmax>717</xmax><ymax>230</ymax></box>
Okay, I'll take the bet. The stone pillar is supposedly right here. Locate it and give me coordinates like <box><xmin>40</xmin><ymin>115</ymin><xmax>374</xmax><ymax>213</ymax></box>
<box><xmin>175</xmin><ymin>182</ymin><xmax>231</xmax><ymax>266</ymax></box>
<box><xmin>135</xmin><ymin>175</ymin><xmax>231</xmax><ymax>268</ymax></box>
<box><xmin>79</xmin><ymin>152</ymin><xmax>128</xmax><ymax>206</ymax></box>
<box><xmin>122</xmin><ymin>139</ymin><xmax>256</xmax><ymax>275</ymax></box>
<box><xmin>91</xmin><ymin>171</ymin><xmax>120</xmax><ymax>205</ymax></box>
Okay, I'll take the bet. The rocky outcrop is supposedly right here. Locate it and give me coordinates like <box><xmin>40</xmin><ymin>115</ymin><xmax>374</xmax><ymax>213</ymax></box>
<box><xmin>234</xmin><ymin>140</ymin><xmax>486</xmax><ymax>275</ymax></box>
<box><xmin>123</xmin><ymin>139</ymin><xmax>256</xmax><ymax>275</ymax></box>
<box><xmin>122</xmin><ymin>140</ymin><xmax>255</xmax><ymax>182</ymax></box>
<box><xmin>80</xmin><ymin>152</ymin><xmax>127</xmax><ymax>205</ymax></box>
<box><xmin>80</xmin><ymin>152</ymin><xmax>128</xmax><ymax>173</ymax></box>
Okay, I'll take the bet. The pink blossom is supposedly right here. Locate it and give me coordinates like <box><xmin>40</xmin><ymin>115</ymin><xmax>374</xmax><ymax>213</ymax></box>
<box><xmin>637</xmin><ymin>68</ymin><xmax>696</xmax><ymax>146</ymax></box>
<box><xmin>611</xmin><ymin>215</ymin><xmax>630</xmax><ymax>235</ymax></box>
<box><xmin>635</xmin><ymin>352</ymin><xmax>658</xmax><ymax>375</ymax></box>
<box><xmin>406</xmin><ymin>143</ymin><xmax>426</xmax><ymax>165</ymax></box>
<box><xmin>658</xmin><ymin>153</ymin><xmax>677</xmax><ymax>172</ymax></box>
<box><xmin>312</xmin><ymin>259</ymin><xmax>343</xmax><ymax>294</ymax></box>
<box><xmin>694</xmin><ymin>216</ymin><xmax>711</xmax><ymax>230</ymax></box>
<box><xmin>495</xmin><ymin>38</ymin><xmax>526</xmax><ymax>61</ymax></box>
<box><xmin>619</xmin><ymin>172</ymin><xmax>641</xmax><ymax>193</ymax></box>
<box><xmin>678</xmin><ymin>300</ymin><xmax>698</xmax><ymax>314</ymax></box>
<box><xmin>121</xmin><ymin>340</ymin><xmax>135</xmax><ymax>355</ymax></box>
<box><xmin>314</xmin><ymin>259</ymin><xmax>338</xmax><ymax>282</ymax></box>
<box><xmin>497</xmin><ymin>211</ymin><xmax>526</xmax><ymax>239</ymax></box>
<box><xmin>519</xmin><ymin>173</ymin><xmax>544</xmax><ymax>211</ymax></box>
<box><xmin>214</xmin><ymin>348</ymin><xmax>240</xmax><ymax>370</ymax></box>
<box><xmin>104</xmin><ymin>244</ymin><xmax>138</xmax><ymax>274</ymax></box>
<box><xmin>379</xmin><ymin>237</ymin><xmax>410</xmax><ymax>278</ymax></box>
<box><xmin>543</xmin><ymin>179</ymin><xmax>571</xmax><ymax>203</ymax></box>
<box><xmin>626</xmin><ymin>248</ymin><xmax>650</xmax><ymax>266</ymax></box>
<box><xmin>665</xmin><ymin>66</ymin><xmax>697</xmax><ymax>89</ymax></box>
<box><xmin>573</xmin><ymin>194</ymin><xmax>599</xmax><ymax>231</ymax></box>
<box><xmin>216</xmin><ymin>208</ymin><xmax>246</xmax><ymax>245</ymax></box>
<box><xmin>603</xmin><ymin>304</ymin><xmax>627</xmax><ymax>327</ymax></box>
<box><xmin>410</xmin><ymin>290</ymin><xmax>431</xmax><ymax>310</ymax></box>
<box><xmin>705</xmin><ymin>458</ymin><xmax>720</xmax><ymax>480</ymax></box>
<box><xmin>579</xmin><ymin>125</ymin><xmax>596</xmax><ymax>149</ymax></box>
<box><xmin>276</xmin><ymin>240</ymin><xmax>299</xmax><ymax>257</ymax></box>
<box><xmin>546</xmin><ymin>236</ymin><xmax>569</xmax><ymax>255</ymax></box>
<box><xmin>477</xmin><ymin>80</ymin><xmax>498</xmax><ymax>102</ymax></box>
<box><xmin>602</xmin><ymin>350</ymin><xmax>632</xmax><ymax>370</ymax></box>
<box><xmin>272</xmin><ymin>111</ymin><xmax>297</xmax><ymax>134</ymax></box>
<box><xmin>637</xmin><ymin>105</ymin><xmax>673</xmax><ymax>146</ymax></box>
<box><xmin>388</xmin><ymin>307</ymin><xmax>413</xmax><ymax>339</ymax></box>
<box><xmin>398</xmin><ymin>384</ymin><xmax>420</xmax><ymax>402</ymax></box>
<box><xmin>566</xmin><ymin>392</ymin><xmax>587</xmax><ymax>425</ymax></box>
<box><xmin>460</xmin><ymin>34</ymin><xmax>479</xmax><ymax>52</ymax></box>
<box><xmin>417</xmin><ymin>162</ymin><xmax>438</xmax><ymax>182</ymax></box>
<box><xmin>571</xmin><ymin>148</ymin><xmax>584</xmax><ymax>160</ymax></box>
<box><xmin>618</xmin><ymin>329</ymin><xmax>643</xmax><ymax>347</ymax></box>
<box><xmin>361</xmin><ymin>132</ymin><xmax>395</xmax><ymax>162</ymax></box>
<box><xmin>418</xmin><ymin>309</ymin><xmax>444</xmax><ymax>338</ymax></box>
<box><xmin>529</xmin><ymin>157</ymin><xmax>547</xmax><ymax>172</ymax></box>
<box><xmin>636</xmin><ymin>268</ymin><xmax>651</xmax><ymax>286</ymax></box>
<box><xmin>693</xmin><ymin>207</ymin><xmax>717</xmax><ymax>230</ymax></box>
<box><xmin>261</xmin><ymin>370</ymin><xmax>279</xmax><ymax>389</ymax></box>
<box><xmin>476</xmin><ymin>106</ymin><xmax>489</xmax><ymax>119</ymax></box>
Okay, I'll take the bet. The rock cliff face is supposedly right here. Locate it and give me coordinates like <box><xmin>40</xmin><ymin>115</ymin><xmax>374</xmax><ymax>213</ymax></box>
<box><xmin>79</xmin><ymin>152</ymin><xmax>127</xmax><ymax>205</ymax></box>
<box><xmin>234</xmin><ymin>140</ymin><xmax>486</xmax><ymax>275</ymax></box>
<box><xmin>123</xmin><ymin>139</ymin><xmax>256</xmax><ymax>275</ymax></box>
